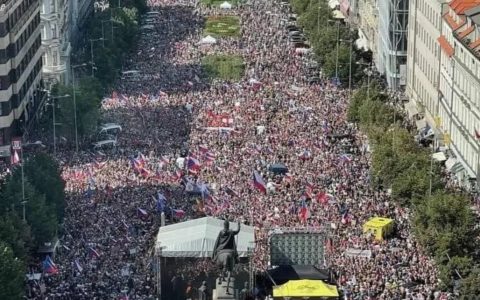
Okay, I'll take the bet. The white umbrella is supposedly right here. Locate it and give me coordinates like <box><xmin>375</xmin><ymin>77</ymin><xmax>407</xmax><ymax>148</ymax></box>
<box><xmin>220</xmin><ymin>1</ymin><xmax>232</xmax><ymax>9</ymax></box>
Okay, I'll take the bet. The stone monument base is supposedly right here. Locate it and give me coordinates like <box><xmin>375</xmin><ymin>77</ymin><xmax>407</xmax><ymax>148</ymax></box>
<box><xmin>213</xmin><ymin>277</ymin><xmax>236</xmax><ymax>300</ymax></box>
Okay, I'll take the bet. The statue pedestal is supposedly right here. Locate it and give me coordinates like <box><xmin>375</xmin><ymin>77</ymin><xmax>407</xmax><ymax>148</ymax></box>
<box><xmin>213</xmin><ymin>277</ymin><xmax>237</xmax><ymax>300</ymax></box>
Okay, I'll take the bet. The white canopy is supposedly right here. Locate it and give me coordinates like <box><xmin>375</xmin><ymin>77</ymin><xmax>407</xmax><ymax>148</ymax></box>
<box><xmin>328</xmin><ymin>0</ymin><xmax>340</xmax><ymax>8</ymax></box>
<box><xmin>220</xmin><ymin>1</ymin><xmax>232</xmax><ymax>9</ymax></box>
<box><xmin>155</xmin><ymin>217</ymin><xmax>255</xmax><ymax>257</ymax></box>
<box><xmin>200</xmin><ymin>35</ymin><xmax>217</xmax><ymax>44</ymax></box>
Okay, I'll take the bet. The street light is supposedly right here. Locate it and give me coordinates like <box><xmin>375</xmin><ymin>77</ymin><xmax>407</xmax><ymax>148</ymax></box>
<box><xmin>48</xmin><ymin>94</ymin><xmax>70</xmax><ymax>156</ymax></box>
<box><xmin>339</xmin><ymin>38</ymin><xmax>353</xmax><ymax>99</ymax></box>
<box><xmin>356</xmin><ymin>60</ymin><xmax>374</xmax><ymax>102</ymax></box>
<box><xmin>71</xmin><ymin>63</ymin><xmax>88</xmax><ymax>153</ymax></box>
<box><xmin>328</xmin><ymin>19</ymin><xmax>341</xmax><ymax>82</ymax></box>
<box><xmin>18</xmin><ymin>140</ymin><xmax>45</xmax><ymax>221</ymax></box>
<box><xmin>89</xmin><ymin>38</ymin><xmax>106</xmax><ymax>77</ymax></box>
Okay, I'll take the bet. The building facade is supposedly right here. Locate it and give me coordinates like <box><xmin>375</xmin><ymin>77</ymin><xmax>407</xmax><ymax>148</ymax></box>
<box><xmin>406</xmin><ymin>0</ymin><xmax>445</xmax><ymax>127</ymax></box>
<box><xmin>356</xmin><ymin>0</ymin><xmax>380</xmax><ymax>61</ymax></box>
<box><xmin>407</xmin><ymin>0</ymin><xmax>480</xmax><ymax>188</ymax></box>
<box><xmin>0</xmin><ymin>0</ymin><xmax>45</xmax><ymax>158</ymax></box>
<box><xmin>377</xmin><ymin>0</ymin><xmax>409</xmax><ymax>89</ymax></box>
<box><xmin>40</xmin><ymin>0</ymin><xmax>71</xmax><ymax>85</ymax></box>
<box><xmin>70</xmin><ymin>0</ymin><xmax>94</xmax><ymax>47</ymax></box>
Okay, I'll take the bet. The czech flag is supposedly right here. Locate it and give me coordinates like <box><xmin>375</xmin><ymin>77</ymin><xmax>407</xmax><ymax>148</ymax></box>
<box><xmin>187</xmin><ymin>157</ymin><xmax>201</xmax><ymax>172</ymax></box>
<box><xmin>299</xmin><ymin>150</ymin><xmax>312</xmax><ymax>160</ymax></box>
<box><xmin>42</xmin><ymin>256</ymin><xmax>59</xmax><ymax>274</ymax></box>
<box><xmin>172</xmin><ymin>209</ymin><xmax>185</xmax><ymax>219</ymax></box>
<box><xmin>298</xmin><ymin>199</ymin><xmax>310</xmax><ymax>222</ymax></box>
<box><xmin>252</xmin><ymin>171</ymin><xmax>266</xmax><ymax>193</ymax></box>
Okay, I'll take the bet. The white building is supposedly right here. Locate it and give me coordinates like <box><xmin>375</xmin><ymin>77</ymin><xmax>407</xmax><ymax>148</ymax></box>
<box><xmin>41</xmin><ymin>0</ymin><xmax>72</xmax><ymax>85</ymax></box>
<box><xmin>406</xmin><ymin>0</ymin><xmax>480</xmax><ymax>188</ymax></box>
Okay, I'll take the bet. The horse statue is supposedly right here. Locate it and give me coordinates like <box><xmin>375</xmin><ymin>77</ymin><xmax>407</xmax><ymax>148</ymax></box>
<box><xmin>212</xmin><ymin>220</ymin><xmax>241</xmax><ymax>294</ymax></box>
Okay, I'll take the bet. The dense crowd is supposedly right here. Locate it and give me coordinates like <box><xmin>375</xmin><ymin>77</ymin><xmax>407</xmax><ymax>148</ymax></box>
<box><xmin>26</xmin><ymin>0</ymin><xmax>451</xmax><ymax>299</ymax></box>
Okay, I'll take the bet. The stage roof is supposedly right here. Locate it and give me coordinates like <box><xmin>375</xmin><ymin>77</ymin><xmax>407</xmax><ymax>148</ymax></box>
<box><xmin>155</xmin><ymin>217</ymin><xmax>255</xmax><ymax>258</ymax></box>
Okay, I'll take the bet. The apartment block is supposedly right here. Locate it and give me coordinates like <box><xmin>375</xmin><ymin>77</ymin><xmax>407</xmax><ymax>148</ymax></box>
<box><xmin>41</xmin><ymin>0</ymin><xmax>72</xmax><ymax>85</ymax></box>
<box><xmin>407</xmin><ymin>0</ymin><xmax>480</xmax><ymax>188</ymax></box>
<box><xmin>0</xmin><ymin>0</ymin><xmax>45</xmax><ymax>158</ymax></box>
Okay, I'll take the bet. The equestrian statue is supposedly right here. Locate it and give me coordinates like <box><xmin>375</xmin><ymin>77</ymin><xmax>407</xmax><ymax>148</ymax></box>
<box><xmin>212</xmin><ymin>220</ymin><xmax>241</xmax><ymax>294</ymax></box>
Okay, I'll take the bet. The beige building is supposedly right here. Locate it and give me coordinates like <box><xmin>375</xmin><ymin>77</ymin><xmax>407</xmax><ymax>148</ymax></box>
<box><xmin>40</xmin><ymin>0</ymin><xmax>72</xmax><ymax>85</ymax></box>
<box><xmin>406</xmin><ymin>0</ymin><xmax>480</xmax><ymax>188</ymax></box>
<box><xmin>0</xmin><ymin>0</ymin><xmax>45</xmax><ymax>158</ymax></box>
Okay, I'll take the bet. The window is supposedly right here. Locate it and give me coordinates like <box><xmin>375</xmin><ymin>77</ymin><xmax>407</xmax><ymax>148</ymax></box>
<box><xmin>52</xmin><ymin>50</ymin><xmax>58</xmax><ymax>66</ymax></box>
<box><xmin>51</xmin><ymin>24</ymin><xmax>57</xmax><ymax>38</ymax></box>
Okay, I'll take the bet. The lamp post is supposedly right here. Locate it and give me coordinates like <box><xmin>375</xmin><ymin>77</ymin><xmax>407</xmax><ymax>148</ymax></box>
<box><xmin>339</xmin><ymin>38</ymin><xmax>354</xmax><ymax>98</ymax></box>
<box><xmin>49</xmin><ymin>94</ymin><xmax>70</xmax><ymax>156</ymax></box>
<box><xmin>18</xmin><ymin>140</ymin><xmax>45</xmax><ymax>221</ymax></box>
<box><xmin>71</xmin><ymin>63</ymin><xmax>87</xmax><ymax>152</ymax></box>
<box><xmin>89</xmin><ymin>38</ymin><xmax>106</xmax><ymax>77</ymax></box>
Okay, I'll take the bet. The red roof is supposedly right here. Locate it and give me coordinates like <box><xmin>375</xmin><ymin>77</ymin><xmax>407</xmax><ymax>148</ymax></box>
<box><xmin>438</xmin><ymin>35</ymin><xmax>455</xmax><ymax>57</ymax></box>
<box><xmin>470</xmin><ymin>38</ymin><xmax>480</xmax><ymax>50</ymax></box>
<box><xmin>449</xmin><ymin>0</ymin><xmax>480</xmax><ymax>14</ymax></box>
<box><xmin>443</xmin><ymin>13</ymin><xmax>465</xmax><ymax>30</ymax></box>
<box><xmin>458</xmin><ymin>26</ymin><xmax>474</xmax><ymax>38</ymax></box>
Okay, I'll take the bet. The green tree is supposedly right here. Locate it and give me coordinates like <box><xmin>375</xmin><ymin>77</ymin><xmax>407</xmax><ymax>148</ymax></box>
<box><xmin>1</xmin><ymin>172</ymin><xmax>57</xmax><ymax>246</ymax></box>
<box><xmin>322</xmin><ymin>44</ymin><xmax>356</xmax><ymax>85</ymax></box>
<box><xmin>0</xmin><ymin>242</ymin><xmax>25</xmax><ymax>299</ymax></box>
<box><xmin>24</xmin><ymin>153</ymin><xmax>65</xmax><ymax>222</ymax></box>
<box><xmin>413</xmin><ymin>192</ymin><xmax>478</xmax><ymax>258</ymax></box>
<box><xmin>459</xmin><ymin>266</ymin><xmax>480</xmax><ymax>298</ymax></box>
<box><xmin>0</xmin><ymin>213</ymin><xmax>32</xmax><ymax>260</ymax></box>
<box><xmin>53</xmin><ymin>78</ymin><xmax>102</xmax><ymax>141</ymax></box>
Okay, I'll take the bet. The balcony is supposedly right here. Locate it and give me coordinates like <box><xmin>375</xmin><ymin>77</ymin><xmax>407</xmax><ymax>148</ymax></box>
<box><xmin>43</xmin><ymin>63</ymin><xmax>67</xmax><ymax>75</ymax></box>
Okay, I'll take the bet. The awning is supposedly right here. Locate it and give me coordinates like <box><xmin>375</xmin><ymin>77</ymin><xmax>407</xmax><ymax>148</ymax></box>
<box><xmin>415</xmin><ymin>118</ymin><xmax>427</xmax><ymax>130</ymax></box>
<box><xmin>445</xmin><ymin>157</ymin><xmax>464</xmax><ymax>174</ymax></box>
<box><xmin>404</xmin><ymin>101</ymin><xmax>419</xmax><ymax>118</ymax></box>
<box><xmin>432</xmin><ymin>152</ymin><xmax>447</xmax><ymax>162</ymax></box>
<box><xmin>328</xmin><ymin>0</ymin><xmax>340</xmax><ymax>9</ymax></box>
<box><xmin>332</xmin><ymin>10</ymin><xmax>345</xmax><ymax>19</ymax></box>
<box><xmin>355</xmin><ymin>30</ymin><xmax>369</xmax><ymax>51</ymax></box>
<box><xmin>273</xmin><ymin>279</ymin><xmax>339</xmax><ymax>298</ymax></box>
<box><xmin>0</xmin><ymin>145</ymin><xmax>10</xmax><ymax>157</ymax></box>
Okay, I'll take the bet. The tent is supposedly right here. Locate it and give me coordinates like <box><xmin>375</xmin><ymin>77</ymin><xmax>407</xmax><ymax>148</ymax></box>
<box><xmin>155</xmin><ymin>217</ymin><xmax>254</xmax><ymax>257</ymax></box>
<box><xmin>200</xmin><ymin>35</ymin><xmax>217</xmax><ymax>44</ymax></box>
<box><xmin>220</xmin><ymin>1</ymin><xmax>232</xmax><ymax>9</ymax></box>
<box><xmin>362</xmin><ymin>217</ymin><xmax>394</xmax><ymax>240</ymax></box>
<box><xmin>273</xmin><ymin>279</ymin><xmax>339</xmax><ymax>298</ymax></box>
<box><xmin>267</xmin><ymin>265</ymin><xmax>330</xmax><ymax>285</ymax></box>
<box><xmin>269</xmin><ymin>163</ymin><xmax>288</xmax><ymax>175</ymax></box>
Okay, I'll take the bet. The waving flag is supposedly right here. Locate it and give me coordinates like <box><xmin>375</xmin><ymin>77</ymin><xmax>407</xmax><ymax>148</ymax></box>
<box><xmin>156</xmin><ymin>193</ymin><xmax>167</xmax><ymax>212</ymax></box>
<box><xmin>74</xmin><ymin>259</ymin><xmax>83</xmax><ymax>272</ymax></box>
<box><xmin>298</xmin><ymin>199</ymin><xmax>310</xmax><ymax>222</ymax></box>
<box><xmin>200</xmin><ymin>183</ymin><xmax>211</xmax><ymax>200</ymax></box>
<box><xmin>42</xmin><ymin>256</ymin><xmax>59</xmax><ymax>274</ymax></box>
<box><xmin>205</xmin><ymin>151</ymin><xmax>216</xmax><ymax>162</ymax></box>
<box><xmin>88</xmin><ymin>247</ymin><xmax>100</xmax><ymax>258</ymax></box>
<box><xmin>187</xmin><ymin>157</ymin><xmax>201</xmax><ymax>173</ymax></box>
<box><xmin>137</xmin><ymin>208</ymin><xmax>148</xmax><ymax>218</ymax></box>
<box><xmin>172</xmin><ymin>209</ymin><xmax>185</xmax><ymax>218</ymax></box>
<box><xmin>340</xmin><ymin>154</ymin><xmax>352</xmax><ymax>162</ymax></box>
<box><xmin>198</xmin><ymin>145</ymin><xmax>209</xmax><ymax>153</ymax></box>
<box><xmin>299</xmin><ymin>150</ymin><xmax>312</xmax><ymax>160</ymax></box>
<box><xmin>252</xmin><ymin>171</ymin><xmax>266</xmax><ymax>193</ymax></box>
<box><xmin>11</xmin><ymin>150</ymin><xmax>20</xmax><ymax>165</ymax></box>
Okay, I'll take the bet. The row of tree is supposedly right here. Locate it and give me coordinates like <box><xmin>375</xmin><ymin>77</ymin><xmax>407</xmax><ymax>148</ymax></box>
<box><xmin>0</xmin><ymin>153</ymin><xmax>65</xmax><ymax>299</ymax></box>
<box><xmin>38</xmin><ymin>0</ymin><xmax>147</xmax><ymax>144</ymax></box>
<box><xmin>289</xmin><ymin>0</ymin><xmax>363</xmax><ymax>85</ymax></box>
<box><xmin>348</xmin><ymin>83</ymin><xmax>480</xmax><ymax>296</ymax></box>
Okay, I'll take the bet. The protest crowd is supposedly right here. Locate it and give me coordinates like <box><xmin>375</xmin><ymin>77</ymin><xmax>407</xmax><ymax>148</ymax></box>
<box><xmin>26</xmin><ymin>0</ymin><xmax>450</xmax><ymax>299</ymax></box>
